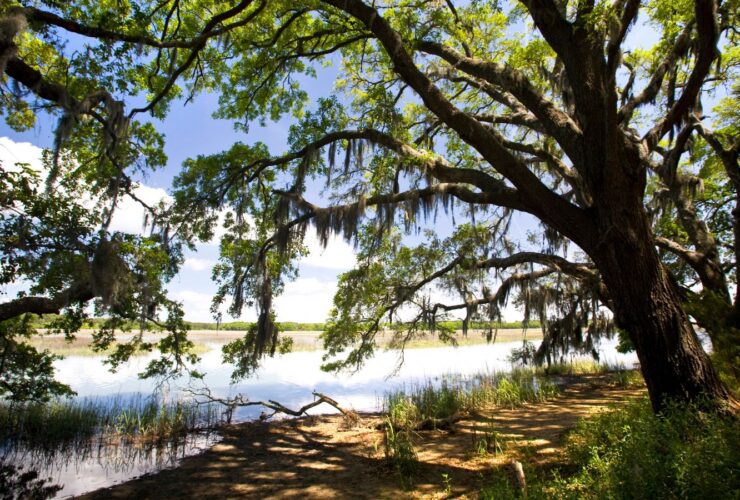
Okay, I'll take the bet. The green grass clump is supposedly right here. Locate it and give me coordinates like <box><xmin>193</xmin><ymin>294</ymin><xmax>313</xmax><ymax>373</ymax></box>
<box><xmin>605</xmin><ymin>368</ymin><xmax>644</xmax><ymax>387</ymax></box>
<box><xmin>112</xmin><ymin>399</ymin><xmax>220</xmax><ymax>444</ymax></box>
<box><xmin>383</xmin><ymin>418</ymin><xmax>418</xmax><ymax>489</ymax></box>
<box><xmin>466</xmin><ymin>369</ymin><xmax>560</xmax><ymax>410</ymax></box>
<box><xmin>0</xmin><ymin>399</ymin><xmax>106</xmax><ymax>451</ymax></box>
<box><xmin>381</xmin><ymin>370</ymin><xmax>559</xmax><ymax>490</ymax></box>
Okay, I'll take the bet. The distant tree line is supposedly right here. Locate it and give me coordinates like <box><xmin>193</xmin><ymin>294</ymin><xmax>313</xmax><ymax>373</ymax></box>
<box><xmin>29</xmin><ymin>315</ymin><xmax>539</xmax><ymax>333</ymax></box>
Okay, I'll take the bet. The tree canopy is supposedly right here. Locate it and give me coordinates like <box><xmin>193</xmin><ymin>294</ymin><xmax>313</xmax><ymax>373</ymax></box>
<box><xmin>0</xmin><ymin>0</ymin><xmax>737</xmax><ymax>409</ymax></box>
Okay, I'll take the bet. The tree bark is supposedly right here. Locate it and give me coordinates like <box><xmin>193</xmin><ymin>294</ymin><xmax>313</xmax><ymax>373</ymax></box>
<box><xmin>591</xmin><ymin>206</ymin><xmax>735</xmax><ymax>412</ymax></box>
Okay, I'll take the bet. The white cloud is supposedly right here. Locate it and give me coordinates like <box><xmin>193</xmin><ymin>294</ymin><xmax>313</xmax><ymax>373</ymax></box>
<box><xmin>298</xmin><ymin>231</ymin><xmax>357</xmax><ymax>270</ymax></box>
<box><xmin>174</xmin><ymin>277</ymin><xmax>338</xmax><ymax>323</ymax></box>
<box><xmin>171</xmin><ymin>290</ymin><xmax>222</xmax><ymax>323</ymax></box>
<box><xmin>183</xmin><ymin>257</ymin><xmax>217</xmax><ymax>272</ymax></box>
<box><xmin>0</xmin><ymin>137</ymin><xmax>44</xmax><ymax>172</ymax></box>
<box><xmin>274</xmin><ymin>277</ymin><xmax>338</xmax><ymax>323</ymax></box>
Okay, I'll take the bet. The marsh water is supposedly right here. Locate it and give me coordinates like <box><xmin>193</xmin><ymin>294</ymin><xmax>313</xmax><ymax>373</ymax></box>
<box><xmin>16</xmin><ymin>336</ymin><xmax>638</xmax><ymax>498</ymax></box>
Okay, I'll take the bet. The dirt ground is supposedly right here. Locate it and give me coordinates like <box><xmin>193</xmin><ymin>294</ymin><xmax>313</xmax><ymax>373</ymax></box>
<box><xmin>79</xmin><ymin>376</ymin><xmax>643</xmax><ymax>499</ymax></box>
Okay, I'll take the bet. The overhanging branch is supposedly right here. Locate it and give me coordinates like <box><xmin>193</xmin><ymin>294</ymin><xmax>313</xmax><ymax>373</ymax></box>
<box><xmin>0</xmin><ymin>282</ymin><xmax>94</xmax><ymax>322</ymax></box>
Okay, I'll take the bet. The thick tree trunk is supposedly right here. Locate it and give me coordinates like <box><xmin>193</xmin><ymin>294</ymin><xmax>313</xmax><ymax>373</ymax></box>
<box><xmin>592</xmin><ymin>208</ymin><xmax>735</xmax><ymax>412</ymax></box>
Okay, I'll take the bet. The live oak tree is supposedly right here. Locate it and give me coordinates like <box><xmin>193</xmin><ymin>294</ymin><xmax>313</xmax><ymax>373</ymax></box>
<box><xmin>0</xmin><ymin>0</ymin><xmax>737</xmax><ymax>410</ymax></box>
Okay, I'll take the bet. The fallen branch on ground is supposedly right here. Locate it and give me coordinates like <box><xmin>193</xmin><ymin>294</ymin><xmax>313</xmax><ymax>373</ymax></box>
<box><xmin>188</xmin><ymin>386</ymin><xmax>359</xmax><ymax>424</ymax></box>
<box><xmin>376</xmin><ymin>412</ymin><xmax>464</xmax><ymax>432</ymax></box>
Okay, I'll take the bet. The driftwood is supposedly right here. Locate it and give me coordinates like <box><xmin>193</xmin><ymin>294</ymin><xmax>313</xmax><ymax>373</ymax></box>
<box><xmin>415</xmin><ymin>412</ymin><xmax>463</xmax><ymax>431</ymax></box>
<box><xmin>376</xmin><ymin>412</ymin><xmax>463</xmax><ymax>432</ymax></box>
<box><xmin>189</xmin><ymin>386</ymin><xmax>358</xmax><ymax>424</ymax></box>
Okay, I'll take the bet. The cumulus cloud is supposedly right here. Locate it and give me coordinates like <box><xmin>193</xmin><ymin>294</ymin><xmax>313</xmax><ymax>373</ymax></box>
<box><xmin>0</xmin><ymin>136</ymin><xmax>44</xmax><ymax>172</ymax></box>
<box><xmin>174</xmin><ymin>276</ymin><xmax>339</xmax><ymax>323</ymax></box>
<box><xmin>298</xmin><ymin>231</ymin><xmax>357</xmax><ymax>271</ymax></box>
<box><xmin>274</xmin><ymin>277</ymin><xmax>338</xmax><ymax>323</ymax></box>
<box><xmin>171</xmin><ymin>290</ymin><xmax>221</xmax><ymax>323</ymax></box>
<box><xmin>183</xmin><ymin>257</ymin><xmax>217</xmax><ymax>272</ymax></box>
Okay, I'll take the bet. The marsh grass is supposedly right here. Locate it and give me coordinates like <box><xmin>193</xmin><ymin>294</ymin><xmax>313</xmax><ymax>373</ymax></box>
<box><xmin>0</xmin><ymin>396</ymin><xmax>222</xmax><ymax>455</ymax></box>
<box><xmin>605</xmin><ymin>367</ymin><xmax>644</xmax><ymax>387</ymax></box>
<box><xmin>382</xmin><ymin>368</ymin><xmax>560</xmax><ymax>489</ymax></box>
<box><xmin>384</xmin><ymin>368</ymin><xmax>560</xmax><ymax>431</ymax></box>
<box><xmin>538</xmin><ymin>360</ymin><xmax>621</xmax><ymax>376</ymax></box>
<box><xmin>26</xmin><ymin>338</ymin><xmax>212</xmax><ymax>357</ymax></box>
<box><xmin>471</xmin><ymin>425</ymin><xmax>506</xmax><ymax>456</ymax></box>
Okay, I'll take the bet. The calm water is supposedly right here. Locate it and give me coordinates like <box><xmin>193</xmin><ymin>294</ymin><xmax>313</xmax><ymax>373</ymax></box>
<box><xmin>31</xmin><ymin>338</ymin><xmax>638</xmax><ymax>497</ymax></box>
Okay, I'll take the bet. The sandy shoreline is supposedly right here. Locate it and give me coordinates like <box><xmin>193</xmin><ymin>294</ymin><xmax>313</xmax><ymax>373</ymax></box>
<box><xmin>78</xmin><ymin>375</ymin><xmax>643</xmax><ymax>499</ymax></box>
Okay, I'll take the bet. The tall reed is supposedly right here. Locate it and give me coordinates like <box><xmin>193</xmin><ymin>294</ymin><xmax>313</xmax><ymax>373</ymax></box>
<box><xmin>0</xmin><ymin>395</ymin><xmax>222</xmax><ymax>454</ymax></box>
<box><xmin>383</xmin><ymin>368</ymin><xmax>560</xmax><ymax>429</ymax></box>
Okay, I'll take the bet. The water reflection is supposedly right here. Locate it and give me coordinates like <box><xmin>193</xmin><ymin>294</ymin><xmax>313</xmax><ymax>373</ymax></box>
<box><xmin>55</xmin><ymin>338</ymin><xmax>637</xmax><ymax>420</ymax></box>
<box><xmin>35</xmin><ymin>338</ymin><xmax>636</xmax><ymax>497</ymax></box>
<box><xmin>0</xmin><ymin>462</ymin><xmax>61</xmax><ymax>499</ymax></box>
<box><xmin>3</xmin><ymin>432</ymin><xmax>219</xmax><ymax>498</ymax></box>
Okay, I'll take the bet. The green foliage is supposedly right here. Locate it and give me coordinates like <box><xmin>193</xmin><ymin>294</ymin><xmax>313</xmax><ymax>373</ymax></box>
<box><xmin>615</xmin><ymin>329</ymin><xmax>635</xmax><ymax>354</ymax></box>
<box><xmin>478</xmin><ymin>399</ymin><xmax>739</xmax><ymax>499</ymax></box>
<box><xmin>684</xmin><ymin>291</ymin><xmax>740</xmax><ymax>389</ymax></box>
<box><xmin>0</xmin><ymin>316</ymin><xmax>73</xmax><ymax>402</ymax></box>
<box><xmin>2</xmin><ymin>0</ymin><xmax>738</xmax><ymax>402</ymax></box>
<box><xmin>548</xmin><ymin>399</ymin><xmax>740</xmax><ymax>499</ymax></box>
<box><xmin>0</xmin><ymin>155</ymin><xmax>203</xmax><ymax>396</ymax></box>
<box><xmin>479</xmin><ymin>473</ymin><xmax>525</xmax><ymax>500</ymax></box>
